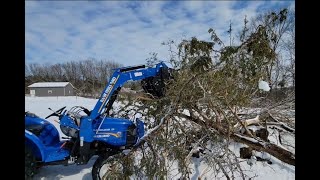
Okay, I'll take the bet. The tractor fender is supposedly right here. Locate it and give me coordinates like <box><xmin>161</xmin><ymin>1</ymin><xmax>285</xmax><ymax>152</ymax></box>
<box><xmin>25</xmin><ymin>129</ymin><xmax>46</xmax><ymax>161</ymax></box>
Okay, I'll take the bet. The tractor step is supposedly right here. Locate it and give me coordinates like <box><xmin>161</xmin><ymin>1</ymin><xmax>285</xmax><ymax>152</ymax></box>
<box><xmin>44</xmin><ymin>142</ymin><xmax>70</xmax><ymax>163</ymax></box>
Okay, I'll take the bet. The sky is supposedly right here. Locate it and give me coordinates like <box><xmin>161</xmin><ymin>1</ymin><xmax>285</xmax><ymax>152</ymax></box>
<box><xmin>25</xmin><ymin>1</ymin><xmax>295</xmax><ymax>66</ymax></box>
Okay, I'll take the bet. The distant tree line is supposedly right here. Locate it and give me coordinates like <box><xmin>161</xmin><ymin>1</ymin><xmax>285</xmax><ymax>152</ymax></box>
<box><xmin>25</xmin><ymin>59</ymin><xmax>123</xmax><ymax>97</ymax></box>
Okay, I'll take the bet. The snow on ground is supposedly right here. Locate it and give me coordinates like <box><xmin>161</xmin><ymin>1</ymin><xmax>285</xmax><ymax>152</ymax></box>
<box><xmin>228</xmin><ymin>142</ymin><xmax>295</xmax><ymax>180</ymax></box>
<box><xmin>26</xmin><ymin>96</ymin><xmax>295</xmax><ymax>180</ymax></box>
<box><xmin>25</xmin><ymin>96</ymin><xmax>97</xmax><ymax>140</ymax></box>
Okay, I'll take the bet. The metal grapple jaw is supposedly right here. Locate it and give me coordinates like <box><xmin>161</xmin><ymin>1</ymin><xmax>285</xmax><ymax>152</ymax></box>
<box><xmin>141</xmin><ymin>66</ymin><xmax>174</xmax><ymax>98</ymax></box>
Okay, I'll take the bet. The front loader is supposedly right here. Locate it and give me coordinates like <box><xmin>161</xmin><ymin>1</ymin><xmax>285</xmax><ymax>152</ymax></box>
<box><xmin>25</xmin><ymin>62</ymin><xmax>173</xmax><ymax>179</ymax></box>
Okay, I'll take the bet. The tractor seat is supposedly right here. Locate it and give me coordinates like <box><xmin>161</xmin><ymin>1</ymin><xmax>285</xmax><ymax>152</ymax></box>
<box><xmin>26</xmin><ymin>124</ymin><xmax>44</xmax><ymax>136</ymax></box>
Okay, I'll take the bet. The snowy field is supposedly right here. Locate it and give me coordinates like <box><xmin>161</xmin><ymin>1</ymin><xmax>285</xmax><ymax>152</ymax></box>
<box><xmin>25</xmin><ymin>96</ymin><xmax>295</xmax><ymax>180</ymax></box>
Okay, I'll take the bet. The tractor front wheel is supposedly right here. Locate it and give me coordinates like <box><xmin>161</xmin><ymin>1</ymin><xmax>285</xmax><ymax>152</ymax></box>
<box><xmin>92</xmin><ymin>153</ymin><xmax>132</xmax><ymax>180</ymax></box>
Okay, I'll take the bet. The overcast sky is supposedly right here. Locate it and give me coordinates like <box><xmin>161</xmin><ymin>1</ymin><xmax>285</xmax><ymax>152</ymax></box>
<box><xmin>26</xmin><ymin>1</ymin><xmax>294</xmax><ymax>66</ymax></box>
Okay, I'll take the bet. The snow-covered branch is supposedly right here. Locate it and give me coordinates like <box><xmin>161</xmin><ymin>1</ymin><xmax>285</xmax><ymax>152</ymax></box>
<box><xmin>268</xmin><ymin>112</ymin><xmax>295</xmax><ymax>133</ymax></box>
<box><xmin>232</xmin><ymin>133</ymin><xmax>295</xmax><ymax>166</ymax></box>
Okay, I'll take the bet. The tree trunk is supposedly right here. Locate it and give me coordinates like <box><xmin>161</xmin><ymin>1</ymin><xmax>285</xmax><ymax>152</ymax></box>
<box><xmin>232</xmin><ymin>134</ymin><xmax>295</xmax><ymax>166</ymax></box>
<box><xmin>179</xmin><ymin>114</ymin><xmax>295</xmax><ymax>166</ymax></box>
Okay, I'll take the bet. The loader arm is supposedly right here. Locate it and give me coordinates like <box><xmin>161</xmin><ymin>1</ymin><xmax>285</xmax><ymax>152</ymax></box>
<box><xmin>89</xmin><ymin>62</ymin><xmax>169</xmax><ymax>120</ymax></box>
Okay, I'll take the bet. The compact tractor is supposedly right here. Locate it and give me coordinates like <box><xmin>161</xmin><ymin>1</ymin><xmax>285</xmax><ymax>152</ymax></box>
<box><xmin>25</xmin><ymin>62</ymin><xmax>172</xmax><ymax>179</ymax></box>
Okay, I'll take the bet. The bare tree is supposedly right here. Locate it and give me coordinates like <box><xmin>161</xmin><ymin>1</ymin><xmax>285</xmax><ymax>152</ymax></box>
<box><xmin>250</xmin><ymin>8</ymin><xmax>294</xmax><ymax>89</ymax></box>
<box><xmin>25</xmin><ymin>59</ymin><xmax>123</xmax><ymax>97</ymax></box>
<box><xmin>48</xmin><ymin>63</ymin><xmax>64</xmax><ymax>81</ymax></box>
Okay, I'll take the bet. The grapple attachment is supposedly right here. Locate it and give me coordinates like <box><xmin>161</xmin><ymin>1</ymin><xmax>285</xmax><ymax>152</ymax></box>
<box><xmin>141</xmin><ymin>66</ymin><xmax>173</xmax><ymax>98</ymax></box>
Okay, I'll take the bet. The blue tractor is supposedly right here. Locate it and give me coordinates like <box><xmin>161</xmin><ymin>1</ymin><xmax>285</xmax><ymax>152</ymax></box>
<box><xmin>25</xmin><ymin>62</ymin><xmax>172</xmax><ymax>179</ymax></box>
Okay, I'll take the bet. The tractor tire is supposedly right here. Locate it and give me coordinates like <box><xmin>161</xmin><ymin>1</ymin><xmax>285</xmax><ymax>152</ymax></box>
<box><xmin>92</xmin><ymin>153</ymin><xmax>131</xmax><ymax>180</ymax></box>
<box><xmin>25</xmin><ymin>147</ymin><xmax>38</xmax><ymax>180</ymax></box>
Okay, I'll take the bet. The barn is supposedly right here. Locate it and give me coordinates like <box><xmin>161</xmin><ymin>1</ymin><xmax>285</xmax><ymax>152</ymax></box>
<box><xmin>28</xmin><ymin>82</ymin><xmax>75</xmax><ymax>97</ymax></box>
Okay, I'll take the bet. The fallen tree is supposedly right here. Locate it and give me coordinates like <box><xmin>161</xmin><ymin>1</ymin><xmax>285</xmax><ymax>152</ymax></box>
<box><xmin>108</xmin><ymin>8</ymin><xmax>295</xmax><ymax>179</ymax></box>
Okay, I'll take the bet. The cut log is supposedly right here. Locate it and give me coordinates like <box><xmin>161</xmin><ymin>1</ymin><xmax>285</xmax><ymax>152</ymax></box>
<box><xmin>240</xmin><ymin>147</ymin><xmax>252</xmax><ymax>159</ymax></box>
<box><xmin>233</xmin><ymin>115</ymin><xmax>260</xmax><ymax>129</ymax></box>
<box><xmin>255</xmin><ymin>128</ymin><xmax>269</xmax><ymax>142</ymax></box>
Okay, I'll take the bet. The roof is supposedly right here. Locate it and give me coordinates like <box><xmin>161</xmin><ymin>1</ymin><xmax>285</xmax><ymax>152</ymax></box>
<box><xmin>28</xmin><ymin>82</ymin><xmax>72</xmax><ymax>88</ymax></box>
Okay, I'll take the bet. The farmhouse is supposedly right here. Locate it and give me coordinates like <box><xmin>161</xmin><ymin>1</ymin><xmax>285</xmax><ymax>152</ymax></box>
<box><xmin>28</xmin><ymin>82</ymin><xmax>75</xmax><ymax>97</ymax></box>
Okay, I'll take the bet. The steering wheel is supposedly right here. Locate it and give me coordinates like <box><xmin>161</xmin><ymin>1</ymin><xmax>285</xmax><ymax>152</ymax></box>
<box><xmin>45</xmin><ymin>106</ymin><xmax>66</xmax><ymax>119</ymax></box>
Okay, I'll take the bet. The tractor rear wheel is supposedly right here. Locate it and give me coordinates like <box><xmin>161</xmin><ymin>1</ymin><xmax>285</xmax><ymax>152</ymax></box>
<box><xmin>25</xmin><ymin>147</ymin><xmax>38</xmax><ymax>179</ymax></box>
